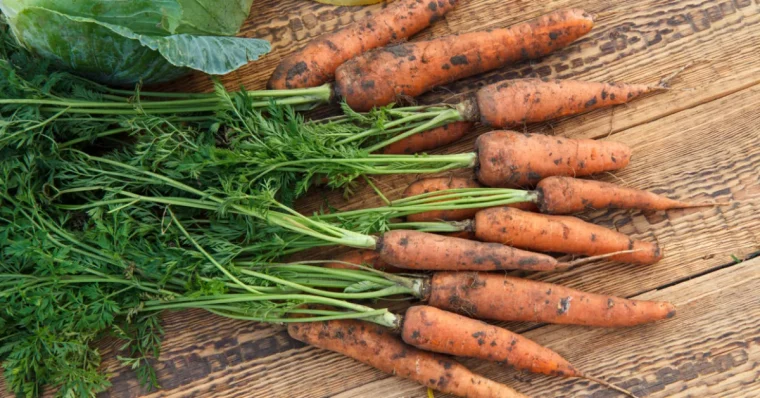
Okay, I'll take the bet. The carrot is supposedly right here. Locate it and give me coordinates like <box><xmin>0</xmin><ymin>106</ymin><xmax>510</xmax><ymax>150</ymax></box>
<box><xmin>426</xmin><ymin>272</ymin><xmax>676</xmax><ymax>327</ymax></box>
<box><xmin>288</xmin><ymin>317</ymin><xmax>525</xmax><ymax>398</ymax></box>
<box><xmin>268</xmin><ymin>0</ymin><xmax>459</xmax><ymax>90</ymax></box>
<box><xmin>325</xmin><ymin>250</ymin><xmax>406</xmax><ymax>273</ymax></box>
<box><xmin>336</xmin><ymin>8</ymin><xmax>594</xmax><ymax>111</ymax></box>
<box><xmin>378</xmin><ymin>229</ymin><xmax>564</xmax><ymax>272</ymax></box>
<box><xmin>475</xmin><ymin>131</ymin><xmax>632</xmax><ymax>188</ymax></box>
<box><xmin>401</xmin><ymin>306</ymin><xmax>634</xmax><ymax>396</ymax></box>
<box><xmin>473</xmin><ymin>207</ymin><xmax>662</xmax><ymax>265</ymax></box>
<box><xmin>477</xmin><ymin>78</ymin><xmax>666</xmax><ymax>127</ymax></box>
<box><xmin>382</xmin><ymin>122</ymin><xmax>474</xmax><ymax>154</ymax></box>
<box><xmin>536</xmin><ymin>176</ymin><xmax>719</xmax><ymax>214</ymax></box>
<box><xmin>403</xmin><ymin>177</ymin><xmax>538</xmax><ymax>222</ymax></box>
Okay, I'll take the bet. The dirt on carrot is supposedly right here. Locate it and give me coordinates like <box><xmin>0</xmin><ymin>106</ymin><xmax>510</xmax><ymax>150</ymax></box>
<box><xmin>476</xmin><ymin>78</ymin><xmax>665</xmax><ymax>127</ymax></box>
<box><xmin>268</xmin><ymin>0</ymin><xmax>459</xmax><ymax>89</ymax></box>
<box><xmin>378</xmin><ymin>230</ymin><xmax>563</xmax><ymax>271</ymax></box>
<box><xmin>536</xmin><ymin>176</ymin><xmax>719</xmax><ymax>214</ymax></box>
<box><xmin>426</xmin><ymin>272</ymin><xmax>677</xmax><ymax>326</ymax></box>
<box><xmin>475</xmin><ymin>131</ymin><xmax>632</xmax><ymax>188</ymax></box>
<box><xmin>473</xmin><ymin>207</ymin><xmax>663</xmax><ymax>265</ymax></box>
<box><xmin>288</xmin><ymin>316</ymin><xmax>525</xmax><ymax>398</ymax></box>
<box><xmin>336</xmin><ymin>8</ymin><xmax>594</xmax><ymax>111</ymax></box>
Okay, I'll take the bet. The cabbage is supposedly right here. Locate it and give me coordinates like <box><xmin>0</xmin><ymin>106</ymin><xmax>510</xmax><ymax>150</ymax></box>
<box><xmin>0</xmin><ymin>0</ymin><xmax>269</xmax><ymax>85</ymax></box>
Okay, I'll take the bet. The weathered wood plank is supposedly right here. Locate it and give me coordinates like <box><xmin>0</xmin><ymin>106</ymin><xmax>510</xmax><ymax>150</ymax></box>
<box><xmin>337</xmin><ymin>255</ymin><xmax>760</xmax><ymax>398</ymax></box>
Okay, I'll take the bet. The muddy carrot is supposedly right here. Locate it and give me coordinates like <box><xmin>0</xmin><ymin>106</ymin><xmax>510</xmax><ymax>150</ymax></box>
<box><xmin>336</xmin><ymin>8</ymin><xmax>594</xmax><ymax>111</ymax></box>
<box><xmin>473</xmin><ymin>207</ymin><xmax>662</xmax><ymax>265</ymax></box>
<box><xmin>476</xmin><ymin>78</ymin><xmax>667</xmax><ymax>127</ymax></box>
<box><xmin>401</xmin><ymin>306</ymin><xmax>634</xmax><ymax>396</ymax></box>
<box><xmin>378</xmin><ymin>230</ymin><xmax>563</xmax><ymax>271</ymax></box>
<box><xmin>325</xmin><ymin>250</ymin><xmax>406</xmax><ymax>273</ymax></box>
<box><xmin>403</xmin><ymin>177</ymin><xmax>538</xmax><ymax>222</ymax></box>
<box><xmin>268</xmin><ymin>0</ymin><xmax>458</xmax><ymax>90</ymax></box>
<box><xmin>382</xmin><ymin>122</ymin><xmax>474</xmax><ymax>154</ymax></box>
<box><xmin>426</xmin><ymin>272</ymin><xmax>676</xmax><ymax>327</ymax></box>
<box><xmin>535</xmin><ymin>176</ymin><xmax>719</xmax><ymax>214</ymax></box>
<box><xmin>289</xmin><ymin>317</ymin><xmax>525</xmax><ymax>398</ymax></box>
<box><xmin>475</xmin><ymin>131</ymin><xmax>632</xmax><ymax>187</ymax></box>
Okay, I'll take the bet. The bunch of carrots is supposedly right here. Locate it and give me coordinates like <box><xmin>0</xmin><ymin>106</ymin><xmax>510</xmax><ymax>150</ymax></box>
<box><xmin>259</xmin><ymin>2</ymin><xmax>714</xmax><ymax>397</ymax></box>
<box><xmin>0</xmin><ymin>2</ymin><xmax>722</xmax><ymax>397</ymax></box>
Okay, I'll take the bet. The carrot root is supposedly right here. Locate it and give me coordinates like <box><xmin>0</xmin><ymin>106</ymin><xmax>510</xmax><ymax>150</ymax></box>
<box><xmin>475</xmin><ymin>131</ymin><xmax>632</xmax><ymax>188</ymax></box>
<box><xmin>382</xmin><ymin>122</ymin><xmax>474</xmax><ymax>154</ymax></box>
<box><xmin>427</xmin><ymin>272</ymin><xmax>676</xmax><ymax>327</ymax></box>
<box><xmin>473</xmin><ymin>207</ymin><xmax>663</xmax><ymax>265</ymax></box>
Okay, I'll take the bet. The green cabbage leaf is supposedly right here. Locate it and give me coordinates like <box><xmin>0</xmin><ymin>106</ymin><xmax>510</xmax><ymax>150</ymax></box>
<box><xmin>0</xmin><ymin>0</ymin><xmax>268</xmax><ymax>85</ymax></box>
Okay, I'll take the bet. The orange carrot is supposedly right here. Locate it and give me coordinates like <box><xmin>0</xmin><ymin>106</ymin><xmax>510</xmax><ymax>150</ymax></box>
<box><xmin>427</xmin><ymin>272</ymin><xmax>676</xmax><ymax>327</ymax></box>
<box><xmin>336</xmin><ymin>8</ymin><xmax>594</xmax><ymax>111</ymax></box>
<box><xmin>476</xmin><ymin>78</ymin><xmax>666</xmax><ymax>127</ymax></box>
<box><xmin>475</xmin><ymin>131</ymin><xmax>632</xmax><ymax>188</ymax></box>
<box><xmin>268</xmin><ymin>0</ymin><xmax>458</xmax><ymax>90</ymax></box>
<box><xmin>378</xmin><ymin>230</ymin><xmax>562</xmax><ymax>272</ymax></box>
<box><xmin>535</xmin><ymin>176</ymin><xmax>718</xmax><ymax>214</ymax></box>
<box><xmin>382</xmin><ymin>122</ymin><xmax>474</xmax><ymax>154</ymax></box>
<box><xmin>473</xmin><ymin>207</ymin><xmax>662</xmax><ymax>265</ymax></box>
<box><xmin>402</xmin><ymin>305</ymin><xmax>579</xmax><ymax>376</ymax></box>
<box><xmin>401</xmin><ymin>306</ymin><xmax>635</xmax><ymax>396</ymax></box>
<box><xmin>403</xmin><ymin>177</ymin><xmax>538</xmax><ymax>222</ymax></box>
<box><xmin>324</xmin><ymin>250</ymin><xmax>406</xmax><ymax>273</ymax></box>
<box><xmin>288</xmin><ymin>317</ymin><xmax>525</xmax><ymax>398</ymax></box>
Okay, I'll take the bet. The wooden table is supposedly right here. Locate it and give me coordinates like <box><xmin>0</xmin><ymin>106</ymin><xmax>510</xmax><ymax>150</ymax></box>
<box><xmin>7</xmin><ymin>0</ymin><xmax>759</xmax><ymax>397</ymax></box>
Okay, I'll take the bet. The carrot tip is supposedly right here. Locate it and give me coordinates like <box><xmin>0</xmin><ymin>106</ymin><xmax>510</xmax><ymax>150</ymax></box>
<box><xmin>658</xmin><ymin>61</ymin><xmax>696</xmax><ymax>88</ymax></box>
<box><xmin>582</xmin><ymin>375</ymin><xmax>637</xmax><ymax>397</ymax></box>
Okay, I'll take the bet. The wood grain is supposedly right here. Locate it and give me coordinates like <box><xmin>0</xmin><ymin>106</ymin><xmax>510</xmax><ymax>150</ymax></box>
<box><xmin>2</xmin><ymin>0</ymin><xmax>758</xmax><ymax>397</ymax></box>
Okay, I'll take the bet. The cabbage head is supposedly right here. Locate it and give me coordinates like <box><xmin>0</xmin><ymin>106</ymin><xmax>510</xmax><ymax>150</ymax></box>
<box><xmin>0</xmin><ymin>0</ymin><xmax>269</xmax><ymax>85</ymax></box>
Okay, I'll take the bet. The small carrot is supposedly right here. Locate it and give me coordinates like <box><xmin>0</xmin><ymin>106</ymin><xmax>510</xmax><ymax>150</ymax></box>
<box><xmin>382</xmin><ymin>122</ymin><xmax>474</xmax><ymax>154</ymax></box>
<box><xmin>403</xmin><ymin>177</ymin><xmax>538</xmax><ymax>222</ymax></box>
<box><xmin>473</xmin><ymin>207</ymin><xmax>662</xmax><ymax>265</ymax></box>
<box><xmin>324</xmin><ymin>250</ymin><xmax>406</xmax><ymax>273</ymax></box>
<box><xmin>401</xmin><ymin>306</ymin><xmax>635</xmax><ymax>396</ymax></box>
<box><xmin>268</xmin><ymin>0</ymin><xmax>459</xmax><ymax>90</ymax></box>
<box><xmin>476</xmin><ymin>78</ymin><xmax>667</xmax><ymax>127</ymax></box>
<box><xmin>426</xmin><ymin>272</ymin><xmax>676</xmax><ymax>327</ymax></box>
<box><xmin>475</xmin><ymin>131</ymin><xmax>632</xmax><ymax>188</ymax></box>
<box><xmin>536</xmin><ymin>176</ymin><xmax>721</xmax><ymax>214</ymax></box>
<box><xmin>336</xmin><ymin>8</ymin><xmax>594</xmax><ymax>111</ymax></box>
<box><xmin>288</xmin><ymin>317</ymin><xmax>526</xmax><ymax>398</ymax></box>
<box><xmin>379</xmin><ymin>230</ymin><xmax>562</xmax><ymax>272</ymax></box>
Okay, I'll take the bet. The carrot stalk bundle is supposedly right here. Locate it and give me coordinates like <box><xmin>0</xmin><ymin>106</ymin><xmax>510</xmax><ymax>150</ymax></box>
<box><xmin>268</xmin><ymin>0</ymin><xmax>460</xmax><ymax>90</ymax></box>
<box><xmin>336</xmin><ymin>9</ymin><xmax>595</xmax><ymax>111</ymax></box>
<box><xmin>473</xmin><ymin>207</ymin><xmax>663</xmax><ymax>265</ymax></box>
<box><xmin>426</xmin><ymin>272</ymin><xmax>676</xmax><ymax>326</ymax></box>
<box><xmin>288</xmin><ymin>316</ymin><xmax>527</xmax><ymax>398</ymax></box>
<box><xmin>401</xmin><ymin>306</ymin><xmax>636</xmax><ymax>397</ymax></box>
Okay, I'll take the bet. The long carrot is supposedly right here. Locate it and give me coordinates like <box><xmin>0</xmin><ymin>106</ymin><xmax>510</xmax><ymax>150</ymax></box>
<box><xmin>535</xmin><ymin>176</ymin><xmax>720</xmax><ymax>214</ymax></box>
<box><xmin>475</xmin><ymin>131</ymin><xmax>632</xmax><ymax>188</ymax></box>
<box><xmin>336</xmin><ymin>8</ymin><xmax>594</xmax><ymax>111</ymax></box>
<box><xmin>426</xmin><ymin>272</ymin><xmax>676</xmax><ymax>326</ymax></box>
<box><xmin>288</xmin><ymin>316</ymin><xmax>526</xmax><ymax>398</ymax></box>
<box><xmin>401</xmin><ymin>306</ymin><xmax>635</xmax><ymax>396</ymax></box>
<box><xmin>268</xmin><ymin>0</ymin><xmax>459</xmax><ymax>90</ymax></box>
<box><xmin>472</xmin><ymin>207</ymin><xmax>663</xmax><ymax>264</ymax></box>
<box><xmin>476</xmin><ymin>78</ymin><xmax>667</xmax><ymax>127</ymax></box>
<box><xmin>400</xmin><ymin>175</ymin><xmax>712</xmax><ymax>222</ymax></box>
<box><xmin>378</xmin><ymin>230</ymin><xmax>563</xmax><ymax>271</ymax></box>
<box><xmin>382</xmin><ymin>122</ymin><xmax>474</xmax><ymax>154</ymax></box>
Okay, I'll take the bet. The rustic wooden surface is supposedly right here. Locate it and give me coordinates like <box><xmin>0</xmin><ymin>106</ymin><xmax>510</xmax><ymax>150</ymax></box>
<box><xmin>4</xmin><ymin>0</ymin><xmax>759</xmax><ymax>397</ymax></box>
